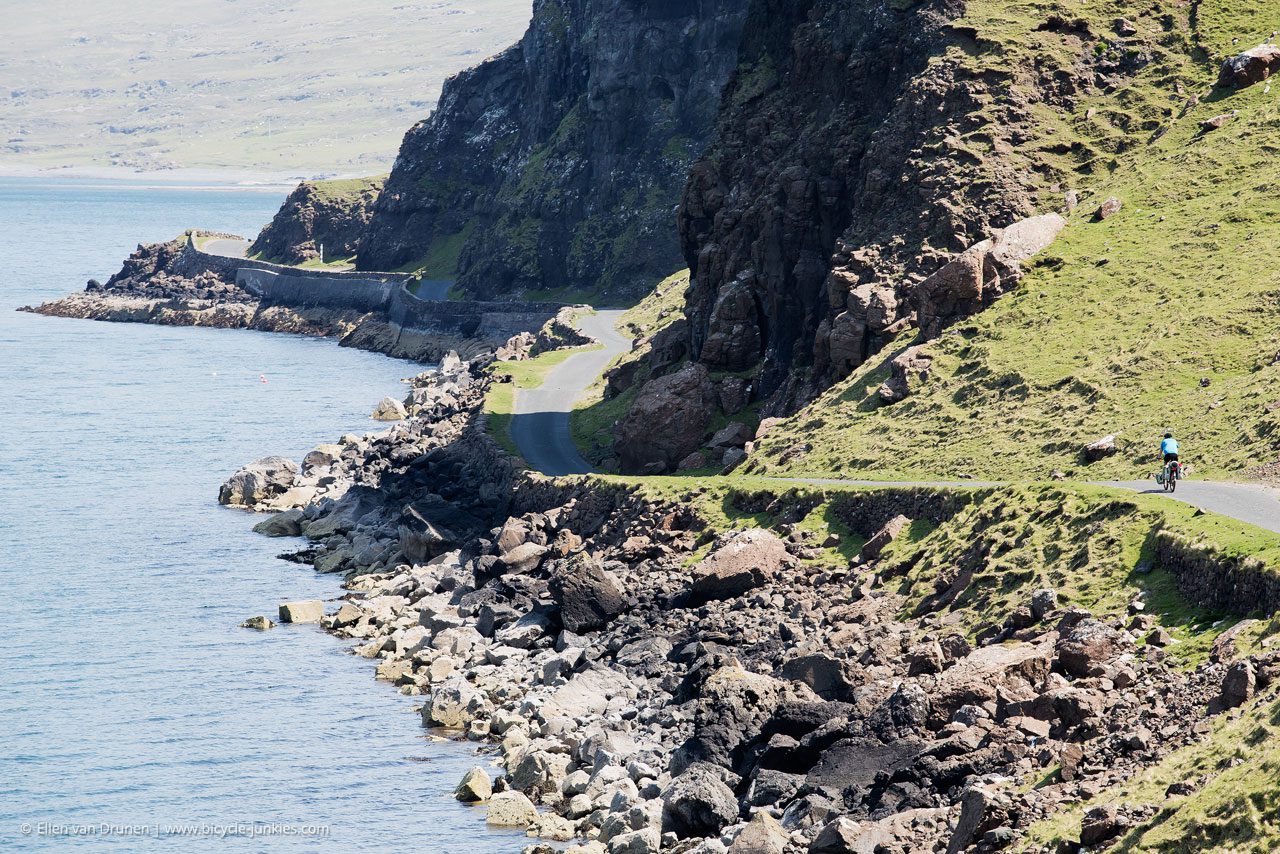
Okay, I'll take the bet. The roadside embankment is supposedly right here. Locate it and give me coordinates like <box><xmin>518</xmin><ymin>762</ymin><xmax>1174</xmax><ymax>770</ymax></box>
<box><xmin>222</xmin><ymin>349</ymin><xmax>1280</xmax><ymax>853</ymax></box>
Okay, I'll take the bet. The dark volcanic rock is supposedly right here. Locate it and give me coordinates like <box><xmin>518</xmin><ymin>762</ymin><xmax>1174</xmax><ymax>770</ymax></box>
<box><xmin>548</xmin><ymin>553</ymin><xmax>624</xmax><ymax>633</ymax></box>
<box><xmin>355</xmin><ymin>0</ymin><xmax>750</xmax><ymax>302</ymax></box>
<box><xmin>662</xmin><ymin>762</ymin><xmax>739</xmax><ymax>839</ymax></box>
<box><xmin>250</xmin><ymin>177</ymin><xmax>383</xmax><ymax>265</ymax></box>
<box><xmin>614</xmin><ymin>362</ymin><xmax>717</xmax><ymax>473</ymax></box>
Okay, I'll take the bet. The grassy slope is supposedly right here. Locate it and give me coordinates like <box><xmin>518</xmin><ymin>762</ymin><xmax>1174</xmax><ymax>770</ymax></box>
<box><xmin>570</xmin><ymin>270</ymin><xmax>690</xmax><ymax>466</ymax></box>
<box><xmin>749</xmin><ymin>0</ymin><xmax>1280</xmax><ymax>483</ymax></box>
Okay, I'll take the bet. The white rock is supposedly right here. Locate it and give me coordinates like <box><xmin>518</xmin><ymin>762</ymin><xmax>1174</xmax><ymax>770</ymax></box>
<box><xmin>486</xmin><ymin>791</ymin><xmax>538</xmax><ymax>828</ymax></box>
<box><xmin>278</xmin><ymin>600</ymin><xmax>324</xmax><ymax>624</ymax></box>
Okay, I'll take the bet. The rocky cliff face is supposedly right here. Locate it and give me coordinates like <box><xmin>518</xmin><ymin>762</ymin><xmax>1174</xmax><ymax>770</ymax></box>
<box><xmin>355</xmin><ymin>0</ymin><xmax>750</xmax><ymax>301</ymax></box>
<box><xmin>251</xmin><ymin>177</ymin><xmax>384</xmax><ymax>265</ymax></box>
<box><xmin>676</xmin><ymin>0</ymin><xmax>1096</xmax><ymax>406</ymax></box>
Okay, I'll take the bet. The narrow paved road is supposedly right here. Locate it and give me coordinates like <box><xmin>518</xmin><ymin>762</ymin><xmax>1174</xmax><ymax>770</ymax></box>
<box><xmin>510</xmin><ymin>310</ymin><xmax>630</xmax><ymax>476</ymax></box>
<box><xmin>510</xmin><ymin>311</ymin><xmax>1280</xmax><ymax>533</ymax></box>
<box><xmin>202</xmin><ymin>237</ymin><xmax>250</xmax><ymax>258</ymax></box>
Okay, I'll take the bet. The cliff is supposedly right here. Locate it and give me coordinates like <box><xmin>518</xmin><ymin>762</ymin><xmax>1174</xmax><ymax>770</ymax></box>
<box><xmin>250</xmin><ymin>177</ymin><xmax>385</xmax><ymax>265</ymax></box>
<box><xmin>675</xmin><ymin>0</ymin><xmax>1161</xmax><ymax>408</ymax></box>
<box><xmin>353</xmin><ymin>0</ymin><xmax>750</xmax><ymax>301</ymax></box>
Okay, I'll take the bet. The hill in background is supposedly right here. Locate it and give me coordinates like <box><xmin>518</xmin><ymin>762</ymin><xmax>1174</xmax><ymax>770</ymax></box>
<box><xmin>0</xmin><ymin>0</ymin><xmax>530</xmax><ymax>179</ymax></box>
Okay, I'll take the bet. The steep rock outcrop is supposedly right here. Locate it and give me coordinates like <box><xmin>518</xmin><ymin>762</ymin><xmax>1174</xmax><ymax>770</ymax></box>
<box><xmin>355</xmin><ymin>0</ymin><xmax>750</xmax><ymax>302</ymax></box>
<box><xmin>677</xmin><ymin>0</ymin><xmax>1096</xmax><ymax>409</ymax></box>
<box><xmin>250</xmin><ymin>177</ymin><xmax>384</xmax><ymax>265</ymax></box>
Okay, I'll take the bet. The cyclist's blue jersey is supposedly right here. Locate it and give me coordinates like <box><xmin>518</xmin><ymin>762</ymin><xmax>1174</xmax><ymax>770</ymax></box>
<box><xmin>1161</xmin><ymin>438</ymin><xmax>1179</xmax><ymax>455</ymax></box>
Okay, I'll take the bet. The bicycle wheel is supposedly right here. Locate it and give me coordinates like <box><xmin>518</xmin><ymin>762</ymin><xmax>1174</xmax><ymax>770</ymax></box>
<box><xmin>1168</xmin><ymin>469</ymin><xmax>1177</xmax><ymax>492</ymax></box>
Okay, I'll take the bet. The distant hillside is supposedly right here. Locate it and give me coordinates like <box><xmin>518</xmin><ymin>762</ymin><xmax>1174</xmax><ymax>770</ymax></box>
<box><xmin>0</xmin><ymin>0</ymin><xmax>530</xmax><ymax>177</ymax></box>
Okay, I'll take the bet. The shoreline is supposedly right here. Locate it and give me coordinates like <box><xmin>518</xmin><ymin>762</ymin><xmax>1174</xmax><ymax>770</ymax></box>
<box><xmin>0</xmin><ymin>163</ymin><xmax>380</xmax><ymax>191</ymax></box>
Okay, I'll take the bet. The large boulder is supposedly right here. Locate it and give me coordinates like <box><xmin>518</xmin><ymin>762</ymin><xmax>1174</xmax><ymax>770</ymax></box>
<box><xmin>424</xmin><ymin>677</ymin><xmax>492</xmax><ymax>729</ymax></box>
<box><xmin>371</xmin><ymin>396</ymin><xmax>408</xmax><ymax>421</ymax></box>
<box><xmin>689</xmin><ymin>528</ymin><xmax>791</xmax><ymax>601</ymax></box>
<box><xmin>662</xmin><ymin>763</ymin><xmax>739</xmax><ymax>838</ymax></box>
<box><xmin>455</xmin><ymin>766</ymin><xmax>492</xmax><ymax>802</ymax></box>
<box><xmin>729</xmin><ymin>811</ymin><xmax>789</xmax><ymax>854</ymax></box>
<box><xmin>1218</xmin><ymin>44</ymin><xmax>1280</xmax><ymax>88</ymax></box>
<box><xmin>549</xmin><ymin>554</ymin><xmax>625</xmax><ymax>633</ymax></box>
<box><xmin>614</xmin><ymin>362</ymin><xmax>717</xmax><ymax>473</ymax></box>
<box><xmin>486</xmin><ymin>790</ymin><xmax>538</xmax><ymax>828</ymax></box>
<box><xmin>277</xmin><ymin>600</ymin><xmax>324</xmax><ymax>624</ymax></box>
<box><xmin>877</xmin><ymin>345</ymin><xmax>933</xmax><ymax>404</ymax></box>
<box><xmin>1056</xmin><ymin>618</ymin><xmax>1129</xmax><ymax>677</ymax></box>
<box><xmin>218</xmin><ymin>456</ymin><xmax>299</xmax><ymax>508</ymax></box>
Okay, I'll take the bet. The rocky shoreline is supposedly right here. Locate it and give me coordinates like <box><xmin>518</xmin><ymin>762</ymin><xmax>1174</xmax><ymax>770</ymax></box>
<box><xmin>219</xmin><ymin>354</ymin><xmax>1270</xmax><ymax>854</ymax></box>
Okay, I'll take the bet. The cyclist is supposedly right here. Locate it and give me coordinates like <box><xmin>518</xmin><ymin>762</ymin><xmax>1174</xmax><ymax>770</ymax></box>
<box><xmin>1160</xmin><ymin>432</ymin><xmax>1180</xmax><ymax>480</ymax></box>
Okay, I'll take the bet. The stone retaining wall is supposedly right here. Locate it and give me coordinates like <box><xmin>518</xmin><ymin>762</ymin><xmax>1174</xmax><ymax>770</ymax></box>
<box><xmin>1154</xmin><ymin>530</ymin><xmax>1280</xmax><ymax>616</ymax></box>
<box><xmin>185</xmin><ymin>230</ymin><xmax>564</xmax><ymax>349</ymax></box>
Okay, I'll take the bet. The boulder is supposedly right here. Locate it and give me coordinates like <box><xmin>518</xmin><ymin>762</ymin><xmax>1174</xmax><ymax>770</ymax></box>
<box><xmin>946</xmin><ymin>785</ymin><xmax>1012</xmax><ymax>854</ymax></box>
<box><xmin>239</xmin><ymin>615</ymin><xmax>275</xmax><ymax>630</ymax></box>
<box><xmin>614</xmin><ymin>362</ymin><xmax>717</xmax><ymax>473</ymax></box>
<box><xmin>1056</xmin><ymin>619</ymin><xmax>1128</xmax><ymax>677</ymax></box>
<box><xmin>690</xmin><ymin>528</ymin><xmax>791</xmax><ymax>601</ymax></box>
<box><xmin>858</xmin><ymin>514</ymin><xmax>911</xmax><ymax>561</ymax></box>
<box><xmin>486</xmin><ymin>790</ymin><xmax>538</xmax><ymax>828</ymax></box>
<box><xmin>877</xmin><ymin>345</ymin><xmax>933</xmax><ymax>404</ymax></box>
<box><xmin>424</xmin><ymin>677</ymin><xmax>492</xmax><ymax>729</ymax></box>
<box><xmin>730</xmin><ymin>811</ymin><xmax>788</xmax><ymax>854</ymax></box>
<box><xmin>252</xmin><ymin>508</ymin><xmax>304</xmax><ymax>537</ymax></box>
<box><xmin>1218</xmin><ymin>44</ymin><xmax>1280</xmax><ymax>88</ymax></box>
<box><xmin>780</xmin><ymin>653</ymin><xmax>853</xmax><ymax>701</ymax></box>
<box><xmin>1097</xmin><ymin>197</ymin><xmax>1122</xmax><ymax>220</ymax></box>
<box><xmin>549</xmin><ymin>553</ymin><xmax>625</xmax><ymax>633</ymax></box>
<box><xmin>810</xmin><ymin>817</ymin><xmax>892</xmax><ymax>854</ymax></box>
<box><xmin>1080</xmin><ymin>804</ymin><xmax>1127</xmax><ymax>847</ymax></box>
<box><xmin>1082</xmin><ymin>434</ymin><xmax>1117</xmax><ymax>461</ymax></box>
<box><xmin>218</xmin><ymin>456</ymin><xmax>299</xmax><ymax>508</ymax></box>
<box><xmin>1220</xmin><ymin>659</ymin><xmax>1256</xmax><ymax>709</ymax></box>
<box><xmin>718</xmin><ymin>376</ymin><xmax>751</xmax><ymax>414</ymax></box>
<box><xmin>301</xmin><ymin>443</ymin><xmax>344</xmax><ymax>474</ymax></box>
<box><xmin>277</xmin><ymin>600</ymin><xmax>324</xmax><ymax>624</ymax></box>
<box><xmin>499</xmin><ymin>542</ymin><xmax>549</xmax><ymax>575</ymax></box>
<box><xmin>662</xmin><ymin>763</ymin><xmax>739</xmax><ymax>838</ymax></box>
<box><xmin>1200</xmin><ymin>110</ymin><xmax>1239</xmax><ymax>131</ymax></box>
<box><xmin>709</xmin><ymin>421</ymin><xmax>753</xmax><ymax>449</ymax></box>
<box><xmin>371</xmin><ymin>396</ymin><xmax>407</xmax><ymax>421</ymax></box>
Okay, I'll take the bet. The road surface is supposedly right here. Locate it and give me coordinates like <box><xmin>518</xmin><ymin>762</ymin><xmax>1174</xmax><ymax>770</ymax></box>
<box><xmin>201</xmin><ymin>237</ymin><xmax>250</xmax><ymax>258</ymax></box>
<box><xmin>510</xmin><ymin>310</ymin><xmax>630</xmax><ymax>476</ymax></box>
<box><xmin>509</xmin><ymin>312</ymin><xmax>1280</xmax><ymax>533</ymax></box>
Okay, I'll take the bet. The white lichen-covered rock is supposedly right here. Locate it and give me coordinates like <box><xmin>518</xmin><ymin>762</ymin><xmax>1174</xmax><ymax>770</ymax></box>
<box><xmin>424</xmin><ymin>676</ymin><xmax>492</xmax><ymax>729</ymax></box>
<box><xmin>371</xmin><ymin>396</ymin><xmax>408</xmax><ymax>421</ymax></box>
<box><xmin>277</xmin><ymin>600</ymin><xmax>324</xmax><ymax>624</ymax></box>
<box><xmin>218</xmin><ymin>456</ymin><xmax>299</xmax><ymax>508</ymax></box>
<box><xmin>455</xmin><ymin>766</ymin><xmax>492</xmax><ymax>802</ymax></box>
<box><xmin>486</xmin><ymin>790</ymin><xmax>538</xmax><ymax>827</ymax></box>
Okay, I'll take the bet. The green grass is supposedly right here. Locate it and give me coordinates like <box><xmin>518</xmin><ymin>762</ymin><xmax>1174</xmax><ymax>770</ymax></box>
<box><xmin>394</xmin><ymin>220</ymin><xmax>475</xmax><ymax>280</ymax></box>
<box><xmin>749</xmin><ymin>0</ymin><xmax>1280</xmax><ymax>483</ymax></box>
<box><xmin>1023</xmin><ymin>690</ymin><xmax>1280</xmax><ymax>851</ymax></box>
<box><xmin>304</xmin><ymin>175</ymin><xmax>385</xmax><ymax>203</ymax></box>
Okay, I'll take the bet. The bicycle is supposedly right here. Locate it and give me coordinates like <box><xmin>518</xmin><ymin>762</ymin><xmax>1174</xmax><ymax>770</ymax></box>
<box><xmin>1156</xmin><ymin>459</ymin><xmax>1181</xmax><ymax>492</ymax></box>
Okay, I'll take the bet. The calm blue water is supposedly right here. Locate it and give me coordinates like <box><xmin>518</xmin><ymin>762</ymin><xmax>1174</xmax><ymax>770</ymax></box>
<box><xmin>0</xmin><ymin>179</ymin><xmax>519</xmax><ymax>851</ymax></box>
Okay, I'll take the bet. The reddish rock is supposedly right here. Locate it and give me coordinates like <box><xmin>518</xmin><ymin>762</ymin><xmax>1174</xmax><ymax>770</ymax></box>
<box><xmin>690</xmin><ymin>528</ymin><xmax>792</xmax><ymax>600</ymax></box>
<box><xmin>1218</xmin><ymin>44</ymin><xmax>1280</xmax><ymax>88</ymax></box>
<box><xmin>614</xmin><ymin>362</ymin><xmax>717</xmax><ymax>473</ymax></box>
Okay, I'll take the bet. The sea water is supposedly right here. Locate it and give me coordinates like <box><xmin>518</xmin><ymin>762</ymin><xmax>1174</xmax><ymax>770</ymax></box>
<box><xmin>0</xmin><ymin>179</ymin><xmax>523</xmax><ymax>851</ymax></box>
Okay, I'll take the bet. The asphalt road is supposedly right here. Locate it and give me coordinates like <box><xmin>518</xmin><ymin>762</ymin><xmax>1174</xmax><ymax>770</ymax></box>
<box><xmin>203</xmin><ymin>237</ymin><xmax>249</xmax><ymax>258</ymax></box>
<box><xmin>506</xmin><ymin>312</ymin><xmax>1280</xmax><ymax>533</ymax></box>
<box><xmin>510</xmin><ymin>310</ymin><xmax>631</xmax><ymax>476</ymax></box>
